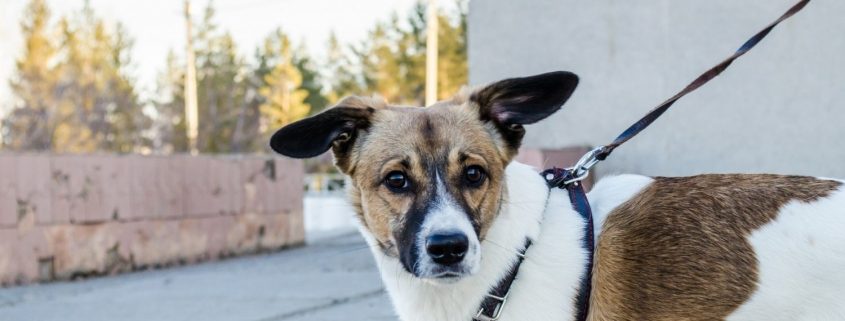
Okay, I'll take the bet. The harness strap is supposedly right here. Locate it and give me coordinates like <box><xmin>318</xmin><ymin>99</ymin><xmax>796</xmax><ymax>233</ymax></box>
<box><xmin>595</xmin><ymin>0</ymin><xmax>810</xmax><ymax>161</ymax></box>
<box><xmin>474</xmin><ymin>239</ymin><xmax>531</xmax><ymax>321</ymax></box>
<box><xmin>542</xmin><ymin>168</ymin><xmax>595</xmax><ymax>321</ymax></box>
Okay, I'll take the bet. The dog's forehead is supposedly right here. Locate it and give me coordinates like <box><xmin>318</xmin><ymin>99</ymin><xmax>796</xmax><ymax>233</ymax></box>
<box><xmin>362</xmin><ymin>103</ymin><xmax>487</xmax><ymax>155</ymax></box>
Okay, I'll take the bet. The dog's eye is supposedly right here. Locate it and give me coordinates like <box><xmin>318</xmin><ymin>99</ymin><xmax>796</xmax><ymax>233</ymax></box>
<box><xmin>464</xmin><ymin>166</ymin><xmax>486</xmax><ymax>187</ymax></box>
<box><xmin>384</xmin><ymin>171</ymin><xmax>409</xmax><ymax>192</ymax></box>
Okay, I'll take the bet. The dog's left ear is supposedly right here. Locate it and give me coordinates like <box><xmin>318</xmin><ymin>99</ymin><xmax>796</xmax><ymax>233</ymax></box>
<box><xmin>470</xmin><ymin>71</ymin><xmax>579</xmax><ymax>153</ymax></box>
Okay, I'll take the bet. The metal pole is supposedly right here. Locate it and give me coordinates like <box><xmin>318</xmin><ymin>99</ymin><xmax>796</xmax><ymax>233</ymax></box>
<box><xmin>425</xmin><ymin>0</ymin><xmax>439</xmax><ymax>106</ymax></box>
<box><xmin>184</xmin><ymin>0</ymin><xmax>199</xmax><ymax>154</ymax></box>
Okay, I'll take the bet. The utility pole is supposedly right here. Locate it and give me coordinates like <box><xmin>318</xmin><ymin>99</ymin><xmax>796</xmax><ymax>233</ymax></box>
<box><xmin>425</xmin><ymin>0</ymin><xmax>438</xmax><ymax>106</ymax></box>
<box><xmin>184</xmin><ymin>0</ymin><xmax>199</xmax><ymax>154</ymax></box>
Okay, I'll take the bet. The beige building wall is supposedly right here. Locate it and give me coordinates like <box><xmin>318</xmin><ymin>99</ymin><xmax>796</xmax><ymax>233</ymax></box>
<box><xmin>469</xmin><ymin>0</ymin><xmax>845</xmax><ymax>178</ymax></box>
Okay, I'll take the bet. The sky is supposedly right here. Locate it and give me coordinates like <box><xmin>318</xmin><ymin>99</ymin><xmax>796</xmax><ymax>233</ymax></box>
<box><xmin>0</xmin><ymin>0</ymin><xmax>437</xmax><ymax>111</ymax></box>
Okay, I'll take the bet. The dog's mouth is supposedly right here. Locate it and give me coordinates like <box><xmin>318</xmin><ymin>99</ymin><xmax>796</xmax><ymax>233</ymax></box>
<box><xmin>429</xmin><ymin>269</ymin><xmax>465</xmax><ymax>279</ymax></box>
<box><xmin>433</xmin><ymin>271</ymin><xmax>462</xmax><ymax>278</ymax></box>
<box><xmin>419</xmin><ymin>269</ymin><xmax>472</xmax><ymax>284</ymax></box>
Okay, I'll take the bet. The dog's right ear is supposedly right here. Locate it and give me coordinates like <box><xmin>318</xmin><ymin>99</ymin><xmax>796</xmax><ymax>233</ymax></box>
<box><xmin>269</xmin><ymin>102</ymin><xmax>375</xmax><ymax>162</ymax></box>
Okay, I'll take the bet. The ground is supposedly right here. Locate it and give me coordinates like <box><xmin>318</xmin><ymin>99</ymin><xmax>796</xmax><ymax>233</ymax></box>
<box><xmin>0</xmin><ymin>232</ymin><xmax>396</xmax><ymax>321</ymax></box>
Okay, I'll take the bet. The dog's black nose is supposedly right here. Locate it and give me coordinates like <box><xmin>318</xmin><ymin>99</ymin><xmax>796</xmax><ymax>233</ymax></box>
<box><xmin>426</xmin><ymin>233</ymin><xmax>469</xmax><ymax>265</ymax></box>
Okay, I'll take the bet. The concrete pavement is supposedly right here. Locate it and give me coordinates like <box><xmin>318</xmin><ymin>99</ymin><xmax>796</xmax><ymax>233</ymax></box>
<box><xmin>0</xmin><ymin>232</ymin><xmax>396</xmax><ymax>321</ymax></box>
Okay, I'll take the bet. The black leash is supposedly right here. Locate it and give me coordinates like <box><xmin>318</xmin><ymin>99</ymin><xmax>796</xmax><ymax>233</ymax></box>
<box><xmin>475</xmin><ymin>1</ymin><xmax>811</xmax><ymax>320</ymax></box>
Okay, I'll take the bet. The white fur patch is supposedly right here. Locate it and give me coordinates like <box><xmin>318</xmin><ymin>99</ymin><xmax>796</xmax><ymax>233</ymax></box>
<box><xmin>727</xmin><ymin>181</ymin><xmax>845</xmax><ymax>321</ymax></box>
<box><xmin>414</xmin><ymin>174</ymin><xmax>481</xmax><ymax>279</ymax></box>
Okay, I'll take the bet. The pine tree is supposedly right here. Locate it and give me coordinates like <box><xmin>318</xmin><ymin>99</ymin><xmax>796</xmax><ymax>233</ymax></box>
<box><xmin>257</xmin><ymin>29</ymin><xmax>311</xmax><ymax>131</ymax></box>
<box><xmin>3</xmin><ymin>0</ymin><xmax>148</xmax><ymax>153</ymax></box>
<box><xmin>325</xmin><ymin>32</ymin><xmax>363</xmax><ymax>102</ymax></box>
<box><xmin>174</xmin><ymin>2</ymin><xmax>256</xmax><ymax>153</ymax></box>
<box><xmin>3</xmin><ymin>0</ymin><xmax>57</xmax><ymax>150</ymax></box>
<box><xmin>436</xmin><ymin>0</ymin><xmax>468</xmax><ymax>100</ymax></box>
<box><xmin>152</xmin><ymin>50</ymin><xmax>189</xmax><ymax>153</ymax></box>
<box><xmin>54</xmin><ymin>4</ymin><xmax>148</xmax><ymax>153</ymax></box>
<box><xmin>153</xmin><ymin>3</ymin><xmax>320</xmax><ymax>153</ymax></box>
<box><xmin>292</xmin><ymin>43</ymin><xmax>328</xmax><ymax>115</ymax></box>
<box><xmin>326</xmin><ymin>0</ymin><xmax>467</xmax><ymax>106</ymax></box>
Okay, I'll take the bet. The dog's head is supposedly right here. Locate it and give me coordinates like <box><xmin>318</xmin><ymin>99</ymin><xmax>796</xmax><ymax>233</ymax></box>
<box><xmin>271</xmin><ymin>71</ymin><xmax>578</xmax><ymax>281</ymax></box>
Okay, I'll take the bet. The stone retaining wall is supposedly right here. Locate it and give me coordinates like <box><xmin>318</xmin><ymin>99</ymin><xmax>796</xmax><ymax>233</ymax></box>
<box><xmin>0</xmin><ymin>153</ymin><xmax>304</xmax><ymax>285</ymax></box>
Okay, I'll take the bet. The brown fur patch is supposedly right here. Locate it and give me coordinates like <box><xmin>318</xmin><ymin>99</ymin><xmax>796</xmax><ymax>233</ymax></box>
<box><xmin>589</xmin><ymin>174</ymin><xmax>842</xmax><ymax>321</ymax></box>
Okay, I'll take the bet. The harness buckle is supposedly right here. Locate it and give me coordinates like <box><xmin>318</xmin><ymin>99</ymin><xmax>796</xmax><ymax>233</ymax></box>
<box><xmin>473</xmin><ymin>293</ymin><xmax>508</xmax><ymax>321</ymax></box>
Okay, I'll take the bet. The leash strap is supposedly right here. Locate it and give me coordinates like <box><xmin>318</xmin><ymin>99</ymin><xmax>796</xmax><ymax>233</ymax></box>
<box><xmin>594</xmin><ymin>0</ymin><xmax>810</xmax><ymax>161</ymax></box>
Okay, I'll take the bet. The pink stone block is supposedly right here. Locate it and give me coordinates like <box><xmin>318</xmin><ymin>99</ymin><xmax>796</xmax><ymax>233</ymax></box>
<box><xmin>16</xmin><ymin>154</ymin><xmax>52</xmax><ymax>225</ymax></box>
<box><xmin>81</xmin><ymin>155</ymin><xmax>124</xmax><ymax>223</ymax></box>
<box><xmin>0</xmin><ymin>229</ymin><xmax>32</xmax><ymax>284</ymax></box>
<box><xmin>275</xmin><ymin>157</ymin><xmax>304</xmax><ymax>214</ymax></box>
<box><xmin>80</xmin><ymin>157</ymin><xmax>105</xmax><ymax>223</ymax></box>
<box><xmin>184</xmin><ymin>156</ymin><xmax>214</xmax><ymax>217</ymax></box>
<box><xmin>226</xmin><ymin>212</ymin><xmax>263</xmax><ymax>255</ymax></box>
<box><xmin>47</xmin><ymin>222</ymin><xmax>137</xmax><ymax>277</ymax></box>
<box><xmin>205</xmin><ymin>158</ymin><xmax>228</xmax><ymax>216</ymax></box>
<box><xmin>239</xmin><ymin>158</ymin><xmax>265</xmax><ymax>214</ymax></box>
<box><xmin>0</xmin><ymin>225</ymin><xmax>50</xmax><ymax>284</ymax></box>
<box><xmin>129</xmin><ymin>156</ymin><xmax>157</xmax><ymax>220</ymax></box>
<box><xmin>259</xmin><ymin>212</ymin><xmax>290</xmax><ymax>249</ymax></box>
<box><xmin>201</xmin><ymin>215</ymin><xmax>234</xmax><ymax>258</ymax></box>
<box><xmin>211</xmin><ymin>157</ymin><xmax>239</xmax><ymax>215</ymax></box>
<box><xmin>99</xmin><ymin>155</ymin><xmax>132</xmax><ymax>221</ymax></box>
<box><xmin>264</xmin><ymin>158</ymin><xmax>282</xmax><ymax>213</ymax></box>
<box><xmin>115</xmin><ymin>220</ymin><xmax>177</xmax><ymax>268</ymax></box>
<box><xmin>0</xmin><ymin>156</ymin><xmax>18</xmax><ymax>227</ymax></box>
<box><xmin>223</xmin><ymin>158</ymin><xmax>242</xmax><ymax>215</ymax></box>
<box><xmin>51</xmin><ymin>155</ymin><xmax>86</xmax><ymax>224</ymax></box>
<box><xmin>176</xmin><ymin>218</ymin><xmax>210</xmax><ymax>262</ymax></box>
<box><xmin>185</xmin><ymin>156</ymin><xmax>202</xmax><ymax>216</ymax></box>
<box><xmin>118</xmin><ymin>221</ymin><xmax>162</xmax><ymax>267</ymax></box>
<box><xmin>264</xmin><ymin>158</ymin><xmax>283</xmax><ymax>213</ymax></box>
<box><xmin>157</xmin><ymin>156</ymin><xmax>185</xmax><ymax>219</ymax></box>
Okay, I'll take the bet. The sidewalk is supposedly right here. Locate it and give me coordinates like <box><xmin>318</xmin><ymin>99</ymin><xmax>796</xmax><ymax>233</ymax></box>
<box><xmin>0</xmin><ymin>232</ymin><xmax>396</xmax><ymax>321</ymax></box>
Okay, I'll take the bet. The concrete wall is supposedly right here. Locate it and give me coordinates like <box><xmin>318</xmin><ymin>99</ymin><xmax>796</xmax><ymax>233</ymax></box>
<box><xmin>0</xmin><ymin>154</ymin><xmax>304</xmax><ymax>285</ymax></box>
<box><xmin>469</xmin><ymin>0</ymin><xmax>845</xmax><ymax>178</ymax></box>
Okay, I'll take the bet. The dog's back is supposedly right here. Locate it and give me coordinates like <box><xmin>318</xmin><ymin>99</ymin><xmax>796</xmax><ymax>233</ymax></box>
<box><xmin>589</xmin><ymin>174</ymin><xmax>845</xmax><ymax>321</ymax></box>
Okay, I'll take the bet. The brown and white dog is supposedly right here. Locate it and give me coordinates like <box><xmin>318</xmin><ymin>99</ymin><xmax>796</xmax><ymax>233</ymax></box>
<box><xmin>270</xmin><ymin>71</ymin><xmax>845</xmax><ymax>321</ymax></box>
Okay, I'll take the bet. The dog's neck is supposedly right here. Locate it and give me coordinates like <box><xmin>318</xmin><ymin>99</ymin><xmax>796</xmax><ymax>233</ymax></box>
<box><xmin>358</xmin><ymin>162</ymin><xmax>590</xmax><ymax>321</ymax></box>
